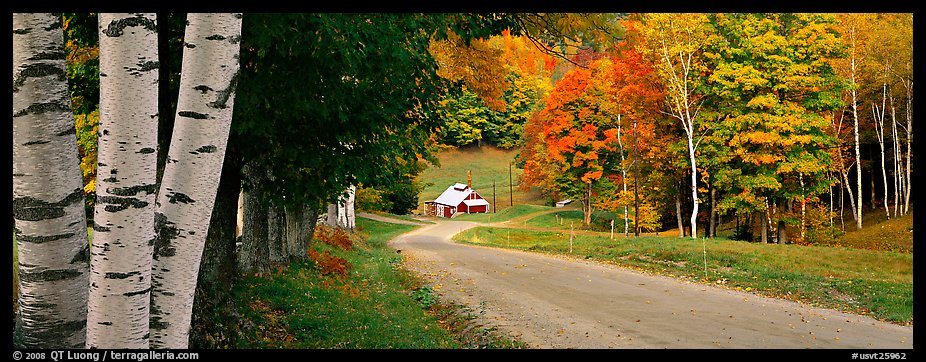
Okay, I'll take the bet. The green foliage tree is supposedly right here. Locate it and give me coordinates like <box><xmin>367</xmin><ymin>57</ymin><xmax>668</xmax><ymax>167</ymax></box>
<box><xmin>703</xmin><ymin>13</ymin><xmax>845</xmax><ymax>243</ymax></box>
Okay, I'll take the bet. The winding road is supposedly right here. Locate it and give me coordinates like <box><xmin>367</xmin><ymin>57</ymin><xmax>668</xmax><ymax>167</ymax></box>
<box><xmin>368</xmin><ymin>214</ymin><xmax>913</xmax><ymax>349</ymax></box>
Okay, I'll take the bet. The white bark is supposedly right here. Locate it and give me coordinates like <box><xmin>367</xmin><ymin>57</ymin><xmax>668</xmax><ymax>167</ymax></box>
<box><xmin>616</xmin><ymin>116</ymin><xmax>629</xmax><ymax>236</ymax></box>
<box><xmin>337</xmin><ymin>185</ymin><xmax>356</xmax><ymax>230</ymax></box>
<box><xmin>872</xmin><ymin>75</ymin><xmax>890</xmax><ymax>219</ymax></box>
<box><xmin>12</xmin><ymin>13</ymin><xmax>90</xmax><ymax>349</ymax></box>
<box><xmin>150</xmin><ymin>13</ymin><xmax>242</xmax><ymax>349</ymax></box>
<box><xmin>847</xmin><ymin>23</ymin><xmax>863</xmax><ymax>230</ymax></box>
<box><xmin>86</xmin><ymin>13</ymin><xmax>159</xmax><ymax>349</ymax></box>
<box><xmin>903</xmin><ymin>80</ymin><xmax>912</xmax><ymax>214</ymax></box>
<box><xmin>654</xmin><ymin>20</ymin><xmax>701</xmax><ymax>239</ymax></box>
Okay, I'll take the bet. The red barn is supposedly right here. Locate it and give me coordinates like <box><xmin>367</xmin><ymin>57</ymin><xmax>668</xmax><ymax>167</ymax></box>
<box><xmin>424</xmin><ymin>183</ymin><xmax>490</xmax><ymax>218</ymax></box>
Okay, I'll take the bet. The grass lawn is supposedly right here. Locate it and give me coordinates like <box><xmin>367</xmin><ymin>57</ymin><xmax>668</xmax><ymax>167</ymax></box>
<box><xmin>452</xmin><ymin>204</ymin><xmax>554</xmax><ymax>223</ymax></box>
<box><xmin>453</xmin><ymin>227</ymin><xmax>913</xmax><ymax>325</ymax></box>
<box><xmin>234</xmin><ymin>217</ymin><xmax>524</xmax><ymax>348</ymax></box>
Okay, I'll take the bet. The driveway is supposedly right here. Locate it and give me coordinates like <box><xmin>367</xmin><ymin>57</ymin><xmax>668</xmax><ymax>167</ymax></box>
<box><xmin>386</xmin><ymin>219</ymin><xmax>913</xmax><ymax>349</ymax></box>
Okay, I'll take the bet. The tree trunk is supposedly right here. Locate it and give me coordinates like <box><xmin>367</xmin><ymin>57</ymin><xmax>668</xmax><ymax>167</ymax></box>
<box><xmin>294</xmin><ymin>206</ymin><xmax>318</xmax><ymax>260</ymax></box>
<box><xmin>676</xmin><ymin>190</ymin><xmax>684</xmax><ymax>238</ymax></box>
<box><xmin>150</xmin><ymin>13</ymin><xmax>242</xmax><ymax>349</ymax></box>
<box><xmin>238</xmin><ymin>165</ymin><xmax>270</xmax><ymax>276</ymax></box>
<box><xmin>759</xmin><ymin>211</ymin><xmax>768</xmax><ymax>244</ymax></box>
<box><xmin>889</xmin><ymin>97</ymin><xmax>901</xmax><ymax>217</ymax></box>
<box><xmin>616</xmin><ymin>117</ymin><xmax>629</xmax><ymax>236</ymax></box>
<box><xmin>687</xmin><ymin>136</ymin><xmax>699</xmax><ymax>239</ymax></box>
<box><xmin>189</xmin><ymin>151</ymin><xmax>240</xmax><ymax>348</ymax></box>
<box><xmin>268</xmin><ymin>200</ymin><xmax>287</xmax><ymax>266</ymax></box>
<box><xmin>708</xmin><ymin>185</ymin><xmax>717</xmax><ymax>239</ymax></box>
<box><xmin>286</xmin><ymin>203</ymin><xmax>308</xmax><ymax>261</ymax></box>
<box><xmin>583</xmin><ymin>182</ymin><xmax>593</xmax><ymax>226</ymax></box>
<box><xmin>336</xmin><ymin>185</ymin><xmax>356</xmax><ymax>230</ymax></box>
<box><xmin>849</xmin><ymin>27</ymin><xmax>863</xmax><ymax>230</ymax></box>
<box><xmin>903</xmin><ymin>80</ymin><xmax>912</xmax><ymax>214</ymax></box>
<box><xmin>873</xmin><ymin>81</ymin><xmax>890</xmax><ymax>220</ymax></box>
<box><xmin>12</xmin><ymin>13</ymin><xmax>91</xmax><ymax>349</ymax></box>
<box><xmin>86</xmin><ymin>13</ymin><xmax>160</xmax><ymax>349</ymax></box>
<box><xmin>326</xmin><ymin>203</ymin><xmax>339</xmax><ymax>228</ymax></box>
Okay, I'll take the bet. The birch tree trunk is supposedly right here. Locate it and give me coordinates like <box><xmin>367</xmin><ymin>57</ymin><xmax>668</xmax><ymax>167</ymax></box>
<box><xmin>150</xmin><ymin>13</ymin><xmax>242</xmax><ymax>349</ymax></box>
<box><xmin>872</xmin><ymin>78</ymin><xmax>890</xmax><ymax>219</ymax></box>
<box><xmin>616</xmin><ymin>118</ymin><xmax>629</xmax><ymax>236</ymax></box>
<box><xmin>336</xmin><ymin>185</ymin><xmax>356</xmax><ymax>230</ymax></box>
<box><xmin>903</xmin><ymin>80</ymin><xmax>912</xmax><ymax>214</ymax></box>
<box><xmin>86</xmin><ymin>13</ymin><xmax>159</xmax><ymax>349</ymax></box>
<box><xmin>890</xmin><ymin>96</ymin><xmax>901</xmax><ymax>217</ymax></box>
<box><xmin>848</xmin><ymin>25</ymin><xmax>864</xmax><ymax>230</ymax></box>
<box><xmin>12</xmin><ymin>13</ymin><xmax>90</xmax><ymax>349</ymax></box>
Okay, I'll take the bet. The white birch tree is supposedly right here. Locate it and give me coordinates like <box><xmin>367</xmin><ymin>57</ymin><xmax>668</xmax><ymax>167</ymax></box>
<box><xmin>150</xmin><ymin>13</ymin><xmax>242</xmax><ymax>349</ymax></box>
<box><xmin>637</xmin><ymin>13</ymin><xmax>710</xmax><ymax>239</ymax></box>
<box><xmin>86</xmin><ymin>13</ymin><xmax>159</xmax><ymax>349</ymax></box>
<box><xmin>12</xmin><ymin>12</ymin><xmax>90</xmax><ymax>349</ymax></box>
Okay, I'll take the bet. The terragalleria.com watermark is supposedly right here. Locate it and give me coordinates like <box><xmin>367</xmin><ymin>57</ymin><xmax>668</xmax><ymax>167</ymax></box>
<box><xmin>13</xmin><ymin>350</ymin><xmax>199</xmax><ymax>362</ymax></box>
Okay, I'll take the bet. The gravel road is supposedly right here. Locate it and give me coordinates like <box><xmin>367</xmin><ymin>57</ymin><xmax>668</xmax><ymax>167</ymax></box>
<box><xmin>385</xmin><ymin>218</ymin><xmax>913</xmax><ymax>349</ymax></box>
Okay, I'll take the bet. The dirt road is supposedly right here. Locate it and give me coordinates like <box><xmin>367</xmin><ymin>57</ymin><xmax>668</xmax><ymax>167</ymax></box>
<box><xmin>386</xmin><ymin>219</ymin><xmax>913</xmax><ymax>349</ymax></box>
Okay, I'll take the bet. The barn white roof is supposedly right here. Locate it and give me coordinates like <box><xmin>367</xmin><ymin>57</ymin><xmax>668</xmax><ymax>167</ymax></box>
<box><xmin>433</xmin><ymin>184</ymin><xmax>475</xmax><ymax>206</ymax></box>
<box><xmin>463</xmin><ymin>198</ymin><xmax>489</xmax><ymax>207</ymax></box>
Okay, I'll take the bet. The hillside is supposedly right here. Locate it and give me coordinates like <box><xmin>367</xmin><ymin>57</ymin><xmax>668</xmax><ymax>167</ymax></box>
<box><xmin>417</xmin><ymin>146</ymin><xmax>547</xmax><ymax>214</ymax></box>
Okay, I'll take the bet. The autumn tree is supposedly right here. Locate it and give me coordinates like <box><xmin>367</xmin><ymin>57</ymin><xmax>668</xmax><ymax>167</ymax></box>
<box><xmin>521</xmin><ymin>58</ymin><xmax>621</xmax><ymax>225</ymax></box>
<box><xmin>703</xmin><ymin>13</ymin><xmax>844</xmax><ymax>243</ymax></box>
<box><xmin>633</xmin><ymin>13</ymin><xmax>712</xmax><ymax>239</ymax></box>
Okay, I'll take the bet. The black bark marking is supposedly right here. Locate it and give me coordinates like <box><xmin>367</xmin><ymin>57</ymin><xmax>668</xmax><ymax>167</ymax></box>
<box><xmin>12</xmin><ymin>189</ymin><xmax>84</xmax><ymax>222</ymax></box>
<box><xmin>138</xmin><ymin>147</ymin><xmax>155</xmax><ymax>154</ymax></box>
<box><xmin>27</xmin><ymin>51</ymin><xmax>66</xmax><ymax>61</ymax></box>
<box><xmin>190</xmin><ymin>145</ymin><xmax>217</xmax><ymax>155</ymax></box>
<box><xmin>166</xmin><ymin>192</ymin><xmax>195</xmax><ymax>204</ymax></box>
<box><xmin>102</xmin><ymin>176</ymin><xmax>118</xmax><ymax>183</ymax></box>
<box><xmin>70</xmin><ymin>243</ymin><xmax>90</xmax><ymax>264</ymax></box>
<box><xmin>108</xmin><ymin>183</ymin><xmax>157</xmax><ymax>197</ymax></box>
<box><xmin>208</xmin><ymin>71</ymin><xmax>239</xmax><ymax>110</ymax></box>
<box><xmin>97</xmin><ymin>322</ymin><xmax>113</xmax><ymax>326</ymax></box>
<box><xmin>105</xmin><ymin>271</ymin><xmax>140</xmax><ymax>279</ymax></box>
<box><xmin>16</xmin><ymin>232</ymin><xmax>75</xmax><ymax>244</ymax></box>
<box><xmin>228</xmin><ymin>35</ymin><xmax>241</xmax><ymax>44</ymax></box>
<box><xmin>205</xmin><ymin>34</ymin><xmax>226</xmax><ymax>41</ymax></box>
<box><xmin>101</xmin><ymin>15</ymin><xmax>157</xmax><ymax>37</ymax></box>
<box><xmin>122</xmin><ymin>287</ymin><xmax>150</xmax><ymax>297</ymax></box>
<box><xmin>12</xmin><ymin>63</ymin><xmax>66</xmax><ymax>92</ymax></box>
<box><xmin>193</xmin><ymin>85</ymin><xmax>213</xmax><ymax>94</ymax></box>
<box><xmin>23</xmin><ymin>140</ymin><xmax>50</xmax><ymax>146</ymax></box>
<box><xmin>13</xmin><ymin>27</ymin><xmax>32</xmax><ymax>35</ymax></box>
<box><xmin>149</xmin><ymin>316</ymin><xmax>168</xmax><ymax>331</ymax></box>
<box><xmin>154</xmin><ymin>212</ymin><xmax>179</xmax><ymax>259</ymax></box>
<box><xmin>178</xmin><ymin>111</ymin><xmax>208</xmax><ymax>119</ymax></box>
<box><xmin>43</xmin><ymin>20</ymin><xmax>62</xmax><ymax>32</ymax></box>
<box><xmin>184</xmin><ymin>42</ymin><xmax>196</xmax><ymax>49</ymax></box>
<box><xmin>13</xmin><ymin>101</ymin><xmax>71</xmax><ymax>118</ymax></box>
<box><xmin>97</xmin><ymin>195</ymin><xmax>150</xmax><ymax>213</ymax></box>
<box><xmin>19</xmin><ymin>268</ymin><xmax>83</xmax><ymax>283</ymax></box>
<box><xmin>55</xmin><ymin>127</ymin><xmax>77</xmax><ymax>136</ymax></box>
<box><xmin>92</xmin><ymin>222</ymin><xmax>112</xmax><ymax>232</ymax></box>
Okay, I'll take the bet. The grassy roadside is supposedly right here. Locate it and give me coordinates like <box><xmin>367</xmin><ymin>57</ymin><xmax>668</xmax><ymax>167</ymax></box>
<box><xmin>234</xmin><ymin>217</ymin><xmax>524</xmax><ymax>348</ymax></box>
<box><xmin>453</xmin><ymin>227</ymin><xmax>913</xmax><ymax>326</ymax></box>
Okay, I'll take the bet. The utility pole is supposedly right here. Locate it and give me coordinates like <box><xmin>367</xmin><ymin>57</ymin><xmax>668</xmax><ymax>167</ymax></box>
<box><xmin>493</xmin><ymin>179</ymin><xmax>497</xmax><ymax>213</ymax></box>
<box><xmin>633</xmin><ymin>118</ymin><xmax>640</xmax><ymax>237</ymax></box>
<box><xmin>509</xmin><ymin>161</ymin><xmax>513</xmax><ymax>207</ymax></box>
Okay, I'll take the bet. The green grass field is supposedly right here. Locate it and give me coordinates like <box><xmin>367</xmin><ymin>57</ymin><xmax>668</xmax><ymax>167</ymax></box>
<box><xmin>233</xmin><ymin>217</ymin><xmax>524</xmax><ymax>348</ymax></box>
<box><xmin>453</xmin><ymin>226</ymin><xmax>913</xmax><ymax>325</ymax></box>
<box><xmin>418</xmin><ymin>146</ymin><xmax>548</xmax><ymax>214</ymax></box>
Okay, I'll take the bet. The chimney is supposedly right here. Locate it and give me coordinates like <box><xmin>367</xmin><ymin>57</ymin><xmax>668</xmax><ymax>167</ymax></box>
<box><xmin>467</xmin><ymin>170</ymin><xmax>472</xmax><ymax>189</ymax></box>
